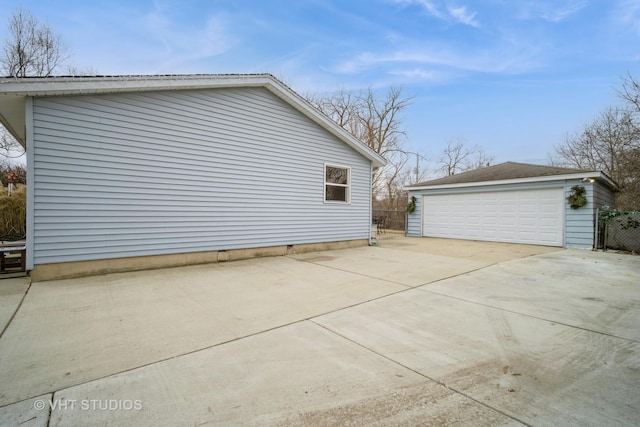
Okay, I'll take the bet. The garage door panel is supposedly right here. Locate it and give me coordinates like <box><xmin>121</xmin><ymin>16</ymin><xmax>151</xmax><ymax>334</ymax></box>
<box><xmin>540</xmin><ymin>218</ymin><xmax>559</xmax><ymax>227</ymax></box>
<box><xmin>422</xmin><ymin>188</ymin><xmax>564</xmax><ymax>246</ymax></box>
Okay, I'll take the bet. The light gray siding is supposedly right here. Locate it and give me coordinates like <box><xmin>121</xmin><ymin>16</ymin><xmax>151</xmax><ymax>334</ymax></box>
<box><xmin>593</xmin><ymin>182</ymin><xmax>616</xmax><ymax>209</ymax></box>
<box><xmin>406</xmin><ymin>195</ymin><xmax>422</xmax><ymax>236</ymax></box>
<box><xmin>564</xmin><ymin>180</ymin><xmax>615</xmax><ymax>249</ymax></box>
<box><xmin>564</xmin><ymin>181</ymin><xmax>594</xmax><ymax>249</ymax></box>
<box><xmin>31</xmin><ymin>87</ymin><xmax>371</xmax><ymax>265</ymax></box>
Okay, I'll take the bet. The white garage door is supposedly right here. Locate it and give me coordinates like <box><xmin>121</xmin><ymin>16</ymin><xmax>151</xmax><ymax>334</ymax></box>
<box><xmin>422</xmin><ymin>188</ymin><xmax>564</xmax><ymax>246</ymax></box>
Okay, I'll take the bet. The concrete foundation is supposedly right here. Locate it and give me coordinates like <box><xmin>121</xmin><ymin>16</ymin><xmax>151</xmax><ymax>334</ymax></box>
<box><xmin>29</xmin><ymin>239</ymin><xmax>369</xmax><ymax>281</ymax></box>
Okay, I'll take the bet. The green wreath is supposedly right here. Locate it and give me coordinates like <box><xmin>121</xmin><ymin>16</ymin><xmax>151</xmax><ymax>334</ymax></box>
<box><xmin>406</xmin><ymin>196</ymin><xmax>417</xmax><ymax>213</ymax></box>
<box><xmin>567</xmin><ymin>185</ymin><xmax>587</xmax><ymax>209</ymax></box>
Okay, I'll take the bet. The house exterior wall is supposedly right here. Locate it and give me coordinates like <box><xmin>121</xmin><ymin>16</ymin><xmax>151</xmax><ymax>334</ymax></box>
<box><xmin>408</xmin><ymin>179</ymin><xmax>613</xmax><ymax>249</ymax></box>
<box><xmin>29</xmin><ymin>87</ymin><xmax>372</xmax><ymax>267</ymax></box>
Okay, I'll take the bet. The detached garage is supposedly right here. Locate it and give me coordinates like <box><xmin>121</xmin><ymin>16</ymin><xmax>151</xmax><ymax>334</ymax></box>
<box><xmin>406</xmin><ymin>162</ymin><xmax>618</xmax><ymax>248</ymax></box>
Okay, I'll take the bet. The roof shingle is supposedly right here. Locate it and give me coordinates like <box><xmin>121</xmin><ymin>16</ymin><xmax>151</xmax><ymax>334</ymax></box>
<box><xmin>409</xmin><ymin>161</ymin><xmax>593</xmax><ymax>187</ymax></box>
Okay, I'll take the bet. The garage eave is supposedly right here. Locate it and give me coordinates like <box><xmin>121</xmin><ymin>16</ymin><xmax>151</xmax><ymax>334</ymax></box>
<box><xmin>405</xmin><ymin>171</ymin><xmax>618</xmax><ymax>192</ymax></box>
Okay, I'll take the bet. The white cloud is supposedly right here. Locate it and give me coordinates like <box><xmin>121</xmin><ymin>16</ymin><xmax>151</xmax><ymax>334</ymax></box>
<box><xmin>388</xmin><ymin>0</ymin><xmax>480</xmax><ymax>27</ymax></box>
<box><xmin>540</xmin><ymin>2</ymin><xmax>587</xmax><ymax>22</ymax></box>
<box><xmin>332</xmin><ymin>42</ymin><xmax>542</xmax><ymax>77</ymax></box>
<box><xmin>387</xmin><ymin>68</ymin><xmax>440</xmax><ymax>80</ymax></box>
<box><xmin>390</xmin><ymin>0</ymin><xmax>445</xmax><ymax>19</ymax></box>
<box><xmin>447</xmin><ymin>5</ymin><xmax>480</xmax><ymax>27</ymax></box>
<box><xmin>516</xmin><ymin>1</ymin><xmax>587</xmax><ymax>23</ymax></box>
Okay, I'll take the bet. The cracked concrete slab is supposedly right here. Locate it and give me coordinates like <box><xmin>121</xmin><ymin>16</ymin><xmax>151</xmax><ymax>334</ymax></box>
<box><xmin>291</xmin><ymin>246</ymin><xmax>489</xmax><ymax>287</ymax></box>
<box><xmin>49</xmin><ymin>322</ymin><xmax>521</xmax><ymax>426</ymax></box>
<box><xmin>0</xmin><ymin>236</ymin><xmax>637</xmax><ymax>425</ymax></box>
<box><xmin>424</xmin><ymin>249</ymin><xmax>640</xmax><ymax>341</ymax></box>
<box><xmin>316</xmin><ymin>263</ymin><xmax>640</xmax><ymax>425</ymax></box>
<box><xmin>0</xmin><ymin>255</ymin><xmax>404</xmax><ymax>407</ymax></box>
<box><xmin>0</xmin><ymin>393</ymin><xmax>51</xmax><ymax>427</ymax></box>
<box><xmin>0</xmin><ymin>277</ymin><xmax>30</xmax><ymax>333</ymax></box>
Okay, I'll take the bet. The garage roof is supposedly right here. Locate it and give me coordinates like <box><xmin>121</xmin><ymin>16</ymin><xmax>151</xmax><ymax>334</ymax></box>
<box><xmin>0</xmin><ymin>74</ymin><xmax>386</xmax><ymax>168</ymax></box>
<box><xmin>406</xmin><ymin>161</ymin><xmax>618</xmax><ymax>190</ymax></box>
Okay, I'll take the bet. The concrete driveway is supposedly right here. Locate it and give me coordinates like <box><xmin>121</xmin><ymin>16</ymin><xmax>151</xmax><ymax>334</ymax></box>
<box><xmin>0</xmin><ymin>235</ymin><xmax>639</xmax><ymax>426</ymax></box>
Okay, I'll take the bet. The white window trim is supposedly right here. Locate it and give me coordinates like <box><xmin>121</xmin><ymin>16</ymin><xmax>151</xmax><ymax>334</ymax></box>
<box><xmin>324</xmin><ymin>163</ymin><xmax>351</xmax><ymax>204</ymax></box>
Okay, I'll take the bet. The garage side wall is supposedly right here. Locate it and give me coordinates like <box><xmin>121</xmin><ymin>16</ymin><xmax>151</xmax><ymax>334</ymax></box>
<box><xmin>593</xmin><ymin>182</ymin><xmax>616</xmax><ymax>209</ymax></box>
<box><xmin>564</xmin><ymin>180</ymin><xmax>594</xmax><ymax>249</ymax></box>
<box><xmin>564</xmin><ymin>180</ymin><xmax>616</xmax><ymax>249</ymax></box>
<box><xmin>30</xmin><ymin>87</ymin><xmax>372</xmax><ymax>267</ymax></box>
<box><xmin>406</xmin><ymin>194</ymin><xmax>422</xmax><ymax>236</ymax></box>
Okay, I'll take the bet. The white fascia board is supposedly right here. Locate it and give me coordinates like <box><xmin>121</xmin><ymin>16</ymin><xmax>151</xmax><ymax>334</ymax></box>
<box><xmin>405</xmin><ymin>171</ymin><xmax>615</xmax><ymax>191</ymax></box>
<box><xmin>0</xmin><ymin>74</ymin><xmax>273</xmax><ymax>96</ymax></box>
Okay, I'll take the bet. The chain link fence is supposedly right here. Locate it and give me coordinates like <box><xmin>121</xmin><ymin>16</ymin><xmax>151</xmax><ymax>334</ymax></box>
<box><xmin>595</xmin><ymin>209</ymin><xmax>640</xmax><ymax>253</ymax></box>
<box><xmin>372</xmin><ymin>209</ymin><xmax>406</xmax><ymax>233</ymax></box>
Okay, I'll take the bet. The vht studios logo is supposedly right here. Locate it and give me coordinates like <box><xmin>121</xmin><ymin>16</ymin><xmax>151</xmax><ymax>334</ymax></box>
<box><xmin>34</xmin><ymin>399</ymin><xmax>143</xmax><ymax>411</ymax></box>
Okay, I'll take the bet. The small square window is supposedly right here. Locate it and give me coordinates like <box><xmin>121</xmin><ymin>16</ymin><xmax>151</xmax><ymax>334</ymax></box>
<box><xmin>325</xmin><ymin>164</ymin><xmax>350</xmax><ymax>203</ymax></box>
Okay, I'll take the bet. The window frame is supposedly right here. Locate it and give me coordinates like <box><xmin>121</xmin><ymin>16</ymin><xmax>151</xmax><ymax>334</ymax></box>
<box><xmin>324</xmin><ymin>163</ymin><xmax>351</xmax><ymax>204</ymax></box>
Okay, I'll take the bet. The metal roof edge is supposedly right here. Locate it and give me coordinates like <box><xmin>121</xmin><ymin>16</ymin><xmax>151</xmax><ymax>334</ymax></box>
<box><xmin>0</xmin><ymin>74</ymin><xmax>274</xmax><ymax>95</ymax></box>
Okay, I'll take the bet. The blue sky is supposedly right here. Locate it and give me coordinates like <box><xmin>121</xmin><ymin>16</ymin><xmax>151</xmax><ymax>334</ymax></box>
<box><xmin>3</xmin><ymin>0</ymin><xmax>640</xmax><ymax>171</ymax></box>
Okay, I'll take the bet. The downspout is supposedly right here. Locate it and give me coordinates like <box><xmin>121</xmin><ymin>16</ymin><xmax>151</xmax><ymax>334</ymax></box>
<box><xmin>25</xmin><ymin>97</ymin><xmax>35</xmax><ymax>272</ymax></box>
<box><xmin>369</xmin><ymin>162</ymin><xmax>375</xmax><ymax>245</ymax></box>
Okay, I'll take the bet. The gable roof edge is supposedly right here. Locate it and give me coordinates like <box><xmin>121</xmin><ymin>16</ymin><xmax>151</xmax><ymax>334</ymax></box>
<box><xmin>262</xmin><ymin>78</ymin><xmax>386</xmax><ymax>168</ymax></box>
<box><xmin>0</xmin><ymin>74</ymin><xmax>386</xmax><ymax>167</ymax></box>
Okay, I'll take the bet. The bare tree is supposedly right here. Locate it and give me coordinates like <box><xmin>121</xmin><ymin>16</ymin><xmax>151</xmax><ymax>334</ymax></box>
<box><xmin>0</xmin><ymin>131</ymin><xmax>25</xmax><ymax>159</ymax></box>
<box><xmin>381</xmin><ymin>151</ymin><xmax>410</xmax><ymax>204</ymax></box>
<box><xmin>2</xmin><ymin>8</ymin><xmax>69</xmax><ymax>77</ymax></box>
<box><xmin>554</xmin><ymin>106</ymin><xmax>640</xmax><ymax>208</ymax></box>
<box><xmin>437</xmin><ymin>138</ymin><xmax>494</xmax><ymax>176</ymax></box>
<box><xmin>0</xmin><ymin>159</ymin><xmax>27</xmax><ymax>185</ymax></box>
<box><xmin>307</xmin><ymin>89</ymin><xmax>360</xmax><ymax>133</ymax></box>
<box><xmin>556</xmin><ymin>107</ymin><xmax>637</xmax><ymax>182</ymax></box>
<box><xmin>1</xmin><ymin>8</ymin><xmax>76</xmax><ymax>159</ymax></box>
<box><xmin>309</xmin><ymin>86</ymin><xmax>413</xmax><ymax>206</ymax></box>
<box><xmin>619</xmin><ymin>73</ymin><xmax>640</xmax><ymax>118</ymax></box>
<box><xmin>553</xmin><ymin>73</ymin><xmax>640</xmax><ymax>208</ymax></box>
<box><xmin>360</xmin><ymin>87</ymin><xmax>411</xmax><ymax>158</ymax></box>
<box><xmin>617</xmin><ymin>74</ymin><xmax>640</xmax><ymax>208</ymax></box>
<box><xmin>64</xmin><ymin>64</ymin><xmax>99</xmax><ymax>76</ymax></box>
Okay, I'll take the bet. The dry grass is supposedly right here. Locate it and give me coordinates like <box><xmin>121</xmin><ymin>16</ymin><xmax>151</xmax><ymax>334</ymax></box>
<box><xmin>0</xmin><ymin>185</ymin><xmax>26</xmax><ymax>240</ymax></box>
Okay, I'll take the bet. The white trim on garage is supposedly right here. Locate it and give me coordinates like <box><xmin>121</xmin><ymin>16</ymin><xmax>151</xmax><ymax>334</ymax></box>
<box><xmin>408</xmin><ymin>171</ymin><xmax>616</xmax><ymax>191</ymax></box>
<box><xmin>421</xmin><ymin>188</ymin><xmax>564</xmax><ymax>247</ymax></box>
